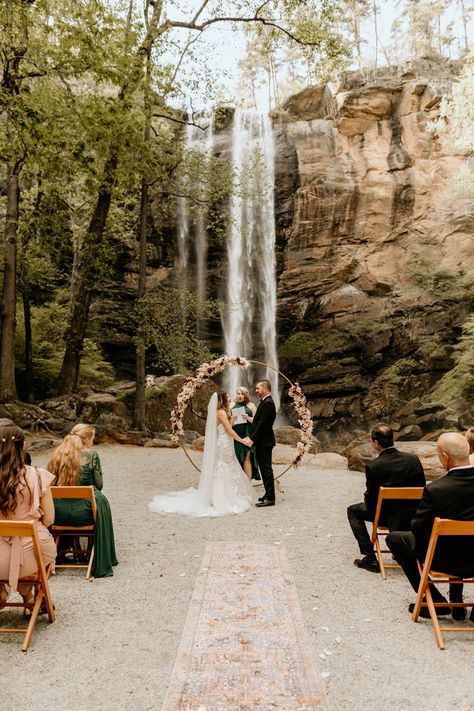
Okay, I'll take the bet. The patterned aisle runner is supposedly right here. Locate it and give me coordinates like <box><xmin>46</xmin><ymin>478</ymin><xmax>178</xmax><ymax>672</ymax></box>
<box><xmin>162</xmin><ymin>542</ymin><xmax>328</xmax><ymax>711</ymax></box>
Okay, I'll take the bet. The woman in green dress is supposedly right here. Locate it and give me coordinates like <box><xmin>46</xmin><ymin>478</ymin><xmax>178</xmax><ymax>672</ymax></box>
<box><xmin>48</xmin><ymin>423</ymin><xmax>118</xmax><ymax>578</ymax></box>
<box><xmin>231</xmin><ymin>387</ymin><xmax>258</xmax><ymax>480</ymax></box>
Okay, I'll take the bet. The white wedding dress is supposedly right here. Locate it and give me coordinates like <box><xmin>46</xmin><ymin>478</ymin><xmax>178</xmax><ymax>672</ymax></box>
<box><xmin>148</xmin><ymin>393</ymin><xmax>253</xmax><ymax>517</ymax></box>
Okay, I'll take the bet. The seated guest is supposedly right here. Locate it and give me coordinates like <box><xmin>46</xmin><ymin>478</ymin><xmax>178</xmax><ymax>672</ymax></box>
<box><xmin>465</xmin><ymin>426</ymin><xmax>474</xmax><ymax>465</ymax></box>
<box><xmin>0</xmin><ymin>423</ymin><xmax>56</xmax><ymax>609</ymax></box>
<box><xmin>48</xmin><ymin>423</ymin><xmax>118</xmax><ymax>578</ymax></box>
<box><xmin>347</xmin><ymin>423</ymin><xmax>426</xmax><ymax>572</ymax></box>
<box><xmin>0</xmin><ymin>418</ymin><xmax>31</xmax><ymax>464</ymax></box>
<box><xmin>387</xmin><ymin>432</ymin><xmax>474</xmax><ymax>619</ymax></box>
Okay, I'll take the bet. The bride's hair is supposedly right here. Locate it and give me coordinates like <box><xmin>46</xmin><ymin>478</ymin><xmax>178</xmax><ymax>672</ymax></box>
<box><xmin>217</xmin><ymin>391</ymin><xmax>230</xmax><ymax>418</ymax></box>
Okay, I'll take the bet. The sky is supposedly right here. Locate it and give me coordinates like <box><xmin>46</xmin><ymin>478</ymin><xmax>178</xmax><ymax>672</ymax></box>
<box><xmin>155</xmin><ymin>1</ymin><xmax>474</xmax><ymax>111</ymax></box>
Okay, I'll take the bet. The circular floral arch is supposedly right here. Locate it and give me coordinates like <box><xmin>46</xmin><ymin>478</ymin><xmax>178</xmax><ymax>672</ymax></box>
<box><xmin>165</xmin><ymin>355</ymin><xmax>314</xmax><ymax>481</ymax></box>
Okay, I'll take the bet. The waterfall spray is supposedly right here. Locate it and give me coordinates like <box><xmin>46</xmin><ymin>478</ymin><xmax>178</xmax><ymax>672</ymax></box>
<box><xmin>224</xmin><ymin>110</ymin><xmax>279</xmax><ymax>406</ymax></box>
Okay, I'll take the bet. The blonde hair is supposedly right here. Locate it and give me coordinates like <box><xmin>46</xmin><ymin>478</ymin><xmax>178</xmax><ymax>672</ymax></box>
<box><xmin>236</xmin><ymin>387</ymin><xmax>250</xmax><ymax>404</ymax></box>
<box><xmin>48</xmin><ymin>424</ymin><xmax>95</xmax><ymax>486</ymax></box>
<box><xmin>465</xmin><ymin>427</ymin><xmax>474</xmax><ymax>455</ymax></box>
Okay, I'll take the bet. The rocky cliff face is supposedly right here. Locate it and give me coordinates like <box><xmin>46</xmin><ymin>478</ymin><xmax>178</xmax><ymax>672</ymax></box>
<box><xmin>274</xmin><ymin>70</ymin><xmax>474</xmax><ymax>444</ymax></box>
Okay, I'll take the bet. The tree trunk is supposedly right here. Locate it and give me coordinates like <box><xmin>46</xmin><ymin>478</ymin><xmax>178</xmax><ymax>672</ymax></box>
<box><xmin>373</xmin><ymin>1</ymin><xmax>378</xmax><ymax>70</ymax></box>
<box><xmin>0</xmin><ymin>163</ymin><xmax>20</xmax><ymax>402</ymax></box>
<box><xmin>459</xmin><ymin>0</ymin><xmax>469</xmax><ymax>53</ymax></box>
<box><xmin>19</xmin><ymin>272</ymin><xmax>34</xmax><ymax>402</ymax></box>
<box><xmin>57</xmin><ymin>1</ymin><xmax>164</xmax><ymax>394</ymax></box>
<box><xmin>134</xmin><ymin>176</ymin><xmax>149</xmax><ymax>431</ymax></box>
<box><xmin>134</xmin><ymin>49</ymin><xmax>152</xmax><ymax>432</ymax></box>
<box><xmin>57</xmin><ymin>152</ymin><xmax>118</xmax><ymax>394</ymax></box>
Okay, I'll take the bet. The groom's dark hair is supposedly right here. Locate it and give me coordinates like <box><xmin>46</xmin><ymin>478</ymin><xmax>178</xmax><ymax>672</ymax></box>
<box><xmin>258</xmin><ymin>380</ymin><xmax>271</xmax><ymax>392</ymax></box>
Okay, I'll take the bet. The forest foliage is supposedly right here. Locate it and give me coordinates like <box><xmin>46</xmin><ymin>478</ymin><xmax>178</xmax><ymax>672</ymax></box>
<box><xmin>0</xmin><ymin>0</ymin><xmax>473</xmax><ymax>424</ymax></box>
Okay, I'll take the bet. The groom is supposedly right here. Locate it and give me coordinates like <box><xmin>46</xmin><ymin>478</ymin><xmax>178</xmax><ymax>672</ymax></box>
<box><xmin>243</xmin><ymin>380</ymin><xmax>277</xmax><ymax>508</ymax></box>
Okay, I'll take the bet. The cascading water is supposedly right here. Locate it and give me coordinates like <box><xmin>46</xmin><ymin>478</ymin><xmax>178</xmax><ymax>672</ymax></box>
<box><xmin>176</xmin><ymin>113</ymin><xmax>214</xmax><ymax>334</ymax></box>
<box><xmin>223</xmin><ymin>109</ymin><xmax>279</xmax><ymax>406</ymax></box>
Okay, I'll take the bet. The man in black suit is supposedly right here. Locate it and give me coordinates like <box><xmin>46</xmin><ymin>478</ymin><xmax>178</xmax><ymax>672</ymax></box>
<box><xmin>243</xmin><ymin>380</ymin><xmax>276</xmax><ymax>508</ymax></box>
<box><xmin>347</xmin><ymin>423</ymin><xmax>426</xmax><ymax>572</ymax></box>
<box><xmin>387</xmin><ymin>432</ymin><xmax>474</xmax><ymax>619</ymax></box>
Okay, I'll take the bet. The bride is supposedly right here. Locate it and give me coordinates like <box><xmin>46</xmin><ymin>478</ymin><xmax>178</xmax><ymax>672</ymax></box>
<box><xmin>148</xmin><ymin>392</ymin><xmax>254</xmax><ymax>517</ymax></box>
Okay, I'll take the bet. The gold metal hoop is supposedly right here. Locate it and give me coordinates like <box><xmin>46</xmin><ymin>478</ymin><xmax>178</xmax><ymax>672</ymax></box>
<box><xmin>177</xmin><ymin>359</ymin><xmax>300</xmax><ymax>483</ymax></box>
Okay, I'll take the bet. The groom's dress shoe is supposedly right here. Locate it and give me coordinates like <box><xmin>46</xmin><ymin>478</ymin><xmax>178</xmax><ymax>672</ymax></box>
<box><xmin>257</xmin><ymin>496</ymin><xmax>266</xmax><ymax>503</ymax></box>
<box><xmin>255</xmin><ymin>500</ymin><xmax>275</xmax><ymax>507</ymax></box>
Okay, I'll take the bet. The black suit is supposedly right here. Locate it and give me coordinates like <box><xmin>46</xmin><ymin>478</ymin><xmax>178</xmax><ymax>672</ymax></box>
<box><xmin>251</xmin><ymin>395</ymin><xmax>276</xmax><ymax>501</ymax></box>
<box><xmin>347</xmin><ymin>447</ymin><xmax>426</xmax><ymax>557</ymax></box>
<box><xmin>387</xmin><ymin>466</ymin><xmax>474</xmax><ymax>596</ymax></box>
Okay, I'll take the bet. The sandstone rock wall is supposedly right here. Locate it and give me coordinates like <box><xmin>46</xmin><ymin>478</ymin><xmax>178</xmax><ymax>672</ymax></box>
<box><xmin>275</xmin><ymin>71</ymin><xmax>474</xmax><ymax>444</ymax></box>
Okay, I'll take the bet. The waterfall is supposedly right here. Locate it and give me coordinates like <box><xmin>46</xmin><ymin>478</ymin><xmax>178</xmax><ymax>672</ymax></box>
<box><xmin>176</xmin><ymin>113</ymin><xmax>214</xmax><ymax>334</ymax></box>
<box><xmin>223</xmin><ymin>109</ymin><xmax>279</xmax><ymax>407</ymax></box>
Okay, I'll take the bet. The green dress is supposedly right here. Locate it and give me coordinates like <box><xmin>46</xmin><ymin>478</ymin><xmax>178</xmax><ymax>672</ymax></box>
<box><xmin>232</xmin><ymin>404</ymin><xmax>253</xmax><ymax>466</ymax></box>
<box><xmin>53</xmin><ymin>450</ymin><xmax>118</xmax><ymax>578</ymax></box>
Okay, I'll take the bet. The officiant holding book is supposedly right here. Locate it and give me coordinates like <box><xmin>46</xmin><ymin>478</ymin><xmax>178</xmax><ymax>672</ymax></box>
<box><xmin>231</xmin><ymin>387</ymin><xmax>257</xmax><ymax>480</ymax></box>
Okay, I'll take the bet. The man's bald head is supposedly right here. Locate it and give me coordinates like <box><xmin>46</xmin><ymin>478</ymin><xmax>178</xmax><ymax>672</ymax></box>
<box><xmin>436</xmin><ymin>432</ymin><xmax>470</xmax><ymax>470</ymax></box>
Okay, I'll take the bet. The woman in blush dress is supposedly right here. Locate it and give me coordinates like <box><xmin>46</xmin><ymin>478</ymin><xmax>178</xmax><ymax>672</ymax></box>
<box><xmin>0</xmin><ymin>424</ymin><xmax>56</xmax><ymax>610</ymax></box>
<box><xmin>148</xmin><ymin>392</ymin><xmax>254</xmax><ymax>517</ymax></box>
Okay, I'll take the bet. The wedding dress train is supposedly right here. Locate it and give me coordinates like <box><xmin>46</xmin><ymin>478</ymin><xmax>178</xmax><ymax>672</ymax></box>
<box><xmin>148</xmin><ymin>394</ymin><xmax>253</xmax><ymax>517</ymax></box>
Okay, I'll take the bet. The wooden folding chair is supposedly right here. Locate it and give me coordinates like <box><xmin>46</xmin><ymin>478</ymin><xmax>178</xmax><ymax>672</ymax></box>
<box><xmin>412</xmin><ymin>518</ymin><xmax>474</xmax><ymax>649</ymax></box>
<box><xmin>51</xmin><ymin>486</ymin><xmax>97</xmax><ymax>580</ymax></box>
<box><xmin>371</xmin><ymin>487</ymin><xmax>424</xmax><ymax>579</ymax></box>
<box><xmin>0</xmin><ymin>520</ymin><xmax>55</xmax><ymax>651</ymax></box>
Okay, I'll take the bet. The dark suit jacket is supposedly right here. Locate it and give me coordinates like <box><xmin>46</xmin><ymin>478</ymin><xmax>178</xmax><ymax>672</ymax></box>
<box><xmin>364</xmin><ymin>447</ymin><xmax>426</xmax><ymax>529</ymax></box>
<box><xmin>412</xmin><ymin>466</ymin><xmax>474</xmax><ymax>576</ymax></box>
<box><xmin>251</xmin><ymin>396</ymin><xmax>276</xmax><ymax>448</ymax></box>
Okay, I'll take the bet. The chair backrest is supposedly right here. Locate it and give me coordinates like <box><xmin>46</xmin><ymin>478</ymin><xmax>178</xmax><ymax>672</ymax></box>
<box><xmin>50</xmin><ymin>485</ymin><xmax>97</xmax><ymax>521</ymax></box>
<box><xmin>373</xmin><ymin>486</ymin><xmax>424</xmax><ymax>530</ymax></box>
<box><xmin>378</xmin><ymin>486</ymin><xmax>425</xmax><ymax>501</ymax></box>
<box><xmin>422</xmin><ymin>516</ymin><xmax>474</xmax><ymax>576</ymax></box>
<box><xmin>0</xmin><ymin>519</ymin><xmax>46</xmax><ymax>578</ymax></box>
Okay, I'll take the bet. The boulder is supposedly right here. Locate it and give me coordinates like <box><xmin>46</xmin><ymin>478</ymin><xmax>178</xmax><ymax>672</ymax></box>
<box><xmin>27</xmin><ymin>438</ymin><xmax>60</xmax><ymax>452</ymax></box>
<box><xmin>144</xmin><ymin>438</ymin><xmax>179</xmax><ymax>448</ymax></box>
<box><xmin>395</xmin><ymin>425</ymin><xmax>422</xmax><ymax>441</ymax></box>
<box><xmin>191</xmin><ymin>436</ymin><xmax>205</xmax><ymax>452</ymax></box>
<box><xmin>78</xmin><ymin>393</ymin><xmax>132</xmax><ymax>431</ymax></box>
<box><xmin>144</xmin><ymin>375</ymin><xmax>218</xmax><ymax>435</ymax></box>
<box><xmin>346</xmin><ymin>440</ymin><xmax>444</xmax><ymax>480</ymax></box>
<box><xmin>0</xmin><ymin>402</ymin><xmax>50</xmax><ymax>430</ymax></box>
<box><xmin>274</xmin><ymin>426</ymin><xmax>321</xmax><ymax>453</ymax></box>
<box><xmin>304</xmin><ymin>452</ymin><xmax>349</xmax><ymax>470</ymax></box>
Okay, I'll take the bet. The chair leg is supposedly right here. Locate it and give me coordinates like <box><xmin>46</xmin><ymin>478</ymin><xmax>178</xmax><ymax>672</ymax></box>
<box><xmin>374</xmin><ymin>536</ymin><xmax>386</xmax><ymax>579</ymax></box>
<box><xmin>86</xmin><ymin>544</ymin><xmax>94</xmax><ymax>580</ymax></box>
<box><xmin>425</xmin><ymin>584</ymin><xmax>445</xmax><ymax>650</ymax></box>
<box><xmin>22</xmin><ymin>590</ymin><xmax>43</xmax><ymax>652</ymax></box>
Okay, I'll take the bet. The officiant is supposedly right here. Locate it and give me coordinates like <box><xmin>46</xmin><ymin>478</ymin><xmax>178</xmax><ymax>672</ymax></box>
<box><xmin>231</xmin><ymin>387</ymin><xmax>260</xmax><ymax>481</ymax></box>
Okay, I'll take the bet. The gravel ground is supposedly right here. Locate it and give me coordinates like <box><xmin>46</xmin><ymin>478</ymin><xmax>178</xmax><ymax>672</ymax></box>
<box><xmin>2</xmin><ymin>444</ymin><xmax>473</xmax><ymax>711</ymax></box>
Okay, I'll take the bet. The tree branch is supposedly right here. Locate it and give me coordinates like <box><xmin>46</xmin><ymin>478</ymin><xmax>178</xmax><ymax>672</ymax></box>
<box><xmin>191</xmin><ymin>0</ymin><xmax>211</xmax><ymax>25</ymax></box>
<box><xmin>166</xmin><ymin>15</ymin><xmax>309</xmax><ymax>46</ymax></box>
<box><xmin>152</xmin><ymin>112</ymin><xmax>209</xmax><ymax>131</ymax></box>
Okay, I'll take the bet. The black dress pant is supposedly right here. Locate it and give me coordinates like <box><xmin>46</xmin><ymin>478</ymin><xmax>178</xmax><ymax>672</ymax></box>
<box><xmin>347</xmin><ymin>502</ymin><xmax>374</xmax><ymax>557</ymax></box>
<box><xmin>386</xmin><ymin>531</ymin><xmax>447</xmax><ymax>602</ymax></box>
<box><xmin>255</xmin><ymin>445</ymin><xmax>275</xmax><ymax>502</ymax></box>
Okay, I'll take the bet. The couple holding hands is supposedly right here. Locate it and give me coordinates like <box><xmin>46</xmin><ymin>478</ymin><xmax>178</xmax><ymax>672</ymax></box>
<box><xmin>148</xmin><ymin>380</ymin><xmax>277</xmax><ymax>518</ymax></box>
